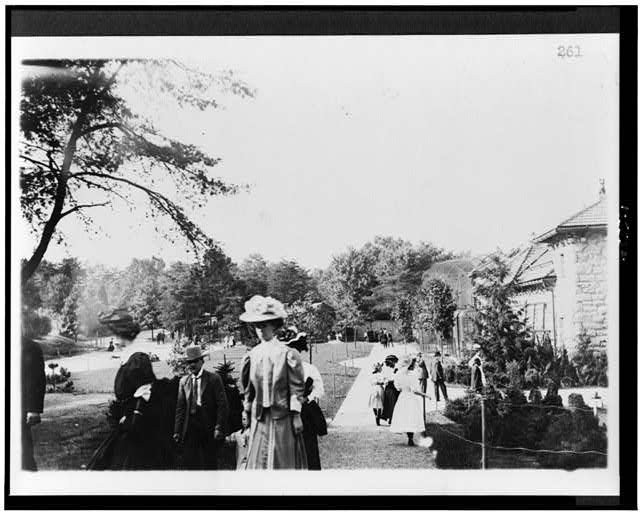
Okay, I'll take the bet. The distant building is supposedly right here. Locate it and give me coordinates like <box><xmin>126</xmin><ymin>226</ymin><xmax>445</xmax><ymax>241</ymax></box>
<box><xmin>497</xmin><ymin>186</ymin><xmax>608</xmax><ymax>355</ymax></box>
<box><xmin>432</xmin><ymin>185</ymin><xmax>608</xmax><ymax>357</ymax></box>
<box><xmin>529</xmin><ymin>187</ymin><xmax>608</xmax><ymax>354</ymax></box>
<box><xmin>422</xmin><ymin>258</ymin><xmax>484</xmax><ymax>356</ymax></box>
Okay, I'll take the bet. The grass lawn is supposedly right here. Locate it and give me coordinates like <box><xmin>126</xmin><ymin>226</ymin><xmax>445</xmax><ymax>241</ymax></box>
<box><xmin>37</xmin><ymin>341</ymin><xmax>374</xmax><ymax>470</ymax></box>
<box><xmin>33</xmin><ymin>401</ymin><xmax>111</xmax><ymax>470</ymax></box>
<box><xmin>319</xmin><ymin>427</ymin><xmax>436</xmax><ymax>469</ymax></box>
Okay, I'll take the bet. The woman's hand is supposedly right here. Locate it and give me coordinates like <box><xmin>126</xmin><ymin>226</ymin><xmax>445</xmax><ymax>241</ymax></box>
<box><xmin>292</xmin><ymin>413</ymin><xmax>303</xmax><ymax>434</ymax></box>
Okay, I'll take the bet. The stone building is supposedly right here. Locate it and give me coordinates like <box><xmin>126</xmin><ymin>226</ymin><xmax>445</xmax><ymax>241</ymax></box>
<box><xmin>461</xmin><ymin>186</ymin><xmax>608</xmax><ymax>356</ymax></box>
<box><xmin>531</xmin><ymin>188</ymin><xmax>608</xmax><ymax>354</ymax></box>
<box><xmin>500</xmin><ymin>188</ymin><xmax>608</xmax><ymax>355</ymax></box>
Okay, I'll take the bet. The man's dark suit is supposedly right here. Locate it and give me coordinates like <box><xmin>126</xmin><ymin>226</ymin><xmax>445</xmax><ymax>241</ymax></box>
<box><xmin>174</xmin><ymin>369</ymin><xmax>229</xmax><ymax>469</ymax></box>
<box><xmin>21</xmin><ymin>339</ymin><xmax>45</xmax><ymax>471</ymax></box>
<box><xmin>430</xmin><ymin>358</ymin><xmax>449</xmax><ymax>402</ymax></box>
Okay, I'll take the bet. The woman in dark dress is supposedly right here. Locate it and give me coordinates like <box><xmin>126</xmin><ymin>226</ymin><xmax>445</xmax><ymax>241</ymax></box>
<box><xmin>283</xmin><ymin>327</ymin><xmax>327</xmax><ymax>470</ymax></box>
<box><xmin>381</xmin><ymin>356</ymin><xmax>400</xmax><ymax>424</ymax></box>
<box><xmin>87</xmin><ymin>352</ymin><xmax>178</xmax><ymax>470</ymax></box>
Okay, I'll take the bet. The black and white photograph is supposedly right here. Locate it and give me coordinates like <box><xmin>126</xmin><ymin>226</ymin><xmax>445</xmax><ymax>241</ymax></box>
<box><xmin>7</xmin><ymin>7</ymin><xmax>631</xmax><ymax>502</ymax></box>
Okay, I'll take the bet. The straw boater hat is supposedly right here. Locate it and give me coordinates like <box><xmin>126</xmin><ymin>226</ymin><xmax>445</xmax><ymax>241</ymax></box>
<box><xmin>182</xmin><ymin>345</ymin><xmax>208</xmax><ymax>362</ymax></box>
<box><xmin>239</xmin><ymin>295</ymin><xmax>288</xmax><ymax>323</ymax></box>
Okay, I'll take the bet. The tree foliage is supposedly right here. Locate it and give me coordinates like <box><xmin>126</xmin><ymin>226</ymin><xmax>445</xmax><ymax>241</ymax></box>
<box><xmin>237</xmin><ymin>254</ymin><xmax>269</xmax><ymax>297</ymax></box>
<box><xmin>469</xmin><ymin>255</ymin><xmax>533</xmax><ymax>375</ymax></box>
<box><xmin>417</xmin><ymin>278</ymin><xmax>457</xmax><ymax>341</ymax></box>
<box><xmin>60</xmin><ymin>284</ymin><xmax>80</xmax><ymax>341</ymax></box>
<box><xmin>266</xmin><ymin>259</ymin><xmax>314</xmax><ymax>305</ymax></box>
<box><xmin>287</xmin><ymin>296</ymin><xmax>337</xmax><ymax>341</ymax></box>
<box><xmin>20</xmin><ymin>59</ymin><xmax>255</xmax><ymax>283</ymax></box>
<box><xmin>391</xmin><ymin>295</ymin><xmax>416</xmax><ymax>343</ymax></box>
<box><xmin>319</xmin><ymin>237</ymin><xmax>454</xmax><ymax>325</ymax></box>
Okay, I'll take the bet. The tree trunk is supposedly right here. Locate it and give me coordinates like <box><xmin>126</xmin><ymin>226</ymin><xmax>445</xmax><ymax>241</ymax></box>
<box><xmin>21</xmin><ymin>114</ymin><xmax>85</xmax><ymax>284</ymax></box>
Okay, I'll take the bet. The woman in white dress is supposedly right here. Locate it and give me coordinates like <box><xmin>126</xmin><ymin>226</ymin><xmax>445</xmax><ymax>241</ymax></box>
<box><xmin>367</xmin><ymin>362</ymin><xmax>384</xmax><ymax>426</ymax></box>
<box><xmin>390</xmin><ymin>355</ymin><xmax>425</xmax><ymax>446</ymax></box>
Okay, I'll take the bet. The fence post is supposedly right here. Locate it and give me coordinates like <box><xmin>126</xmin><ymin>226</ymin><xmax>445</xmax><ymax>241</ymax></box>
<box><xmin>480</xmin><ymin>394</ymin><xmax>486</xmax><ymax>470</ymax></box>
<box><xmin>333</xmin><ymin>372</ymin><xmax>336</xmax><ymax>400</ymax></box>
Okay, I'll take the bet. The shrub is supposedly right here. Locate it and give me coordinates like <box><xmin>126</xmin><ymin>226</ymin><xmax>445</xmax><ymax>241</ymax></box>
<box><xmin>215</xmin><ymin>361</ymin><xmax>243</xmax><ymax>434</ymax></box>
<box><xmin>524</xmin><ymin>368</ymin><xmax>541</xmax><ymax>389</ymax></box>
<box><xmin>455</xmin><ymin>363</ymin><xmax>471</xmax><ymax>387</ymax></box>
<box><xmin>444</xmin><ymin>364</ymin><xmax>456</xmax><ymax>384</ymax></box>
<box><xmin>45</xmin><ymin>366</ymin><xmax>74</xmax><ymax>392</ymax></box>
<box><xmin>440</xmin><ymin>384</ymin><xmax>606</xmax><ymax>469</ymax></box>
<box><xmin>536</xmin><ymin>407</ymin><xmax>607</xmax><ymax>470</ymax></box>
<box><xmin>528</xmin><ymin>388</ymin><xmax>543</xmax><ymax>404</ymax></box>
<box><xmin>506</xmin><ymin>360</ymin><xmax>523</xmax><ymax>389</ymax></box>
<box><xmin>572</xmin><ymin>333</ymin><xmax>608</xmax><ymax>386</ymax></box>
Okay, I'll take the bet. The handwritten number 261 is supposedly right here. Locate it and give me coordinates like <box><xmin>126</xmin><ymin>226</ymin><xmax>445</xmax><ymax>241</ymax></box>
<box><xmin>557</xmin><ymin>45</ymin><xmax>582</xmax><ymax>58</ymax></box>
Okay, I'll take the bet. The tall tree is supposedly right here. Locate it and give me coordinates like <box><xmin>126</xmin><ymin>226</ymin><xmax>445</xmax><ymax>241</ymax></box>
<box><xmin>391</xmin><ymin>295</ymin><xmax>417</xmax><ymax>343</ymax></box>
<box><xmin>318</xmin><ymin>248</ymin><xmax>378</xmax><ymax>325</ymax></box>
<box><xmin>20</xmin><ymin>59</ymin><xmax>255</xmax><ymax>283</ymax></box>
<box><xmin>418</xmin><ymin>278</ymin><xmax>457</xmax><ymax>352</ymax></box>
<box><xmin>288</xmin><ymin>296</ymin><xmax>337</xmax><ymax>343</ymax></box>
<box><xmin>469</xmin><ymin>255</ymin><xmax>533</xmax><ymax>372</ymax></box>
<box><xmin>197</xmin><ymin>244</ymin><xmax>242</xmax><ymax>322</ymax></box>
<box><xmin>77</xmin><ymin>265</ymin><xmax>112</xmax><ymax>338</ymax></box>
<box><xmin>60</xmin><ymin>284</ymin><xmax>80</xmax><ymax>342</ymax></box>
<box><xmin>267</xmin><ymin>260</ymin><xmax>313</xmax><ymax>305</ymax></box>
<box><xmin>237</xmin><ymin>253</ymin><xmax>269</xmax><ymax>297</ymax></box>
<box><xmin>40</xmin><ymin>257</ymin><xmax>84</xmax><ymax>317</ymax></box>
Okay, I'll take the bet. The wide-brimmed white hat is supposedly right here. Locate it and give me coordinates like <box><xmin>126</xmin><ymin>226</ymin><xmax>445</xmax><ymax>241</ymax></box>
<box><xmin>239</xmin><ymin>295</ymin><xmax>288</xmax><ymax>323</ymax></box>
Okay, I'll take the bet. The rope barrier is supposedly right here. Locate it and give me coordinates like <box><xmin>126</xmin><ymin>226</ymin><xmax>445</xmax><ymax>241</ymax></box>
<box><xmin>495</xmin><ymin>400</ymin><xmax>597</xmax><ymax>413</ymax></box>
<box><xmin>431</xmin><ymin>422</ymin><xmax>607</xmax><ymax>456</ymax></box>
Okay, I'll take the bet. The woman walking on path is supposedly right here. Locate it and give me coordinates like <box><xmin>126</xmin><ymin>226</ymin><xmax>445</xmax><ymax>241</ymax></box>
<box><xmin>390</xmin><ymin>355</ymin><xmax>425</xmax><ymax>446</ymax></box>
<box><xmin>239</xmin><ymin>296</ymin><xmax>308</xmax><ymax>470</ymax></box>
<box><xmin>368</xmin><ymin>362</ymin><xmax>385</xmax><ymax>426</ymax></box>
<box><xmin>284</xmin><ymin>326</ymin><xmax>326</xmax><ymax>470</ymax></box>
<box><xmin>381</xmin><ymin>355</ymin><xmax>400</xmax><ymax>424</ymax></box>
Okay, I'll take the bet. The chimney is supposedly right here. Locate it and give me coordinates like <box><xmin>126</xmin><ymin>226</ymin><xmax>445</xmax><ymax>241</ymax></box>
<box><xmin>599</xmin><ymin>178</ymin><xmax>606</xmax><ymax>199</ymax></box>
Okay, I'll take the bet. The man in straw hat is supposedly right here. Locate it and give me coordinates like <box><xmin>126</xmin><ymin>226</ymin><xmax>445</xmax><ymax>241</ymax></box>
<box><xmin>173</xmin><ymin>345</ymin><xmax>229</xmax><ymax>469</ymax></box>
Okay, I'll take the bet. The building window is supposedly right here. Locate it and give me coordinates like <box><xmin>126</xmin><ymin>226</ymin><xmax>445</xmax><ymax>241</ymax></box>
<box><xmin>524</xmin><ymin>302</ymin><xmax>549</xmax><ymax>341</ymax></box>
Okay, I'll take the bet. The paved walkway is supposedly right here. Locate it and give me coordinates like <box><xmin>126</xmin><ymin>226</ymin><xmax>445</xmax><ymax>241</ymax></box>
<box><xmin>331</xmin><ymin>343</ymin><xmax>466</xmax><ymax>428</ymax></box>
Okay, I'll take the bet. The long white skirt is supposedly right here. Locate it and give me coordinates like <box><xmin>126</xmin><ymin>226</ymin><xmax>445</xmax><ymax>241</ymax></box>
<box><xmin>390</xmin><ymin>391</ymin><xmax>424</xmax><ymax>433</ymax></box>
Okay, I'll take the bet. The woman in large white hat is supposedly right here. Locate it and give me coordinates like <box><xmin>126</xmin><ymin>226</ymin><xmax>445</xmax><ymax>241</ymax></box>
<box><xmin>390</xmin><ymin>355</ymin><xmax>425</xmax><ymax>446</ymax></box>
<box><xmin>238</xmin><ymin>295</ymin><xmax>308</xmax><ymax>469</ymax></box>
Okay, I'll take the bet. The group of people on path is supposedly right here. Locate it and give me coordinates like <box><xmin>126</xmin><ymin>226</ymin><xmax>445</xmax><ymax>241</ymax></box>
<box><xmin>85</xmin><ymin>295</ymin><xmax>326</xmax><ymax>472</ymax></box>
<box><xmin>368</xmin><ymin>351</ymin><xmax>451</xmax><ymax>446</ymax></box>
<box><xmin>363</xmin><ymin>328</ymin><xmax>394</xmax><ymax>347</ymax></box>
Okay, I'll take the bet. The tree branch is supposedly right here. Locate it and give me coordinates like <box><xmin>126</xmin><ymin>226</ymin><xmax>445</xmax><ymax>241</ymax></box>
<box><xmin>78</xmin><ymin>122</ymin><xmax>122</xmax><ymax>139</ymax></box>
<box><xmin>70</xmin><ymin>174</ymin><xmax>132</xmax><ymax>206</ymax></box>
<box><xmin>20</xmin><ymin>154</ymin><xmax>55</xmax><ymax>170</ymax></box>
<box><xmin>60</xmin><ymin>201</ymin><xmax>110</xmax><ymax>219</ymax></box>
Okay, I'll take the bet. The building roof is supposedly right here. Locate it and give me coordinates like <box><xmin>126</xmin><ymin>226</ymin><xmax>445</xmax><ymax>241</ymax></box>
<box><xmin>423</xmin><ymin>257</ymin><xmax>486</xmax><ymax>307</ymax></box>
<box><xmin>504</xmin><ymin>243</ymin><xmax>556</xmax><ymax>290</ymax></box>
<box><xmin>534</xmin><ymin>194</ymin><xmax>607</xmax><ymax>243</ymax></box>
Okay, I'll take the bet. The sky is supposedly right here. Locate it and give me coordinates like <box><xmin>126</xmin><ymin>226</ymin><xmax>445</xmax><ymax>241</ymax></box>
<box><xmin>15</xmin><ymin>35</ymin><xmax>619</xmax><ymax>270</ymax></box>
